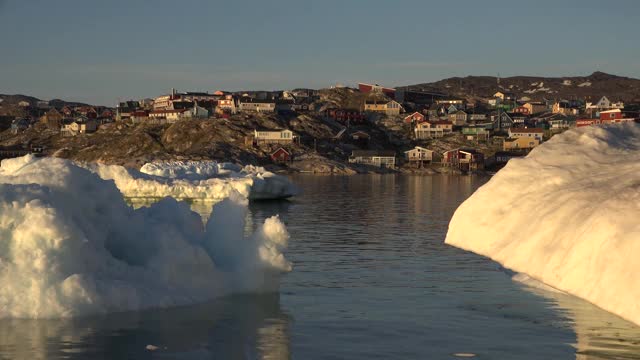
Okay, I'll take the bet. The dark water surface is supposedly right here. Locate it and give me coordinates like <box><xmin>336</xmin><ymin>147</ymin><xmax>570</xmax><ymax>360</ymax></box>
<box><xmin>2</xmin><ymin>175</ymin><xmax>640</xmax><ymax>359</ymax></box>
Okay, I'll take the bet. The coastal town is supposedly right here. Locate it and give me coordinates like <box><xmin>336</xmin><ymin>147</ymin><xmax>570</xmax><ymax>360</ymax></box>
<box><xmin>1</xmin><ymin>73</ymin><xmax>639</xmax><ymax>173</ymax></box>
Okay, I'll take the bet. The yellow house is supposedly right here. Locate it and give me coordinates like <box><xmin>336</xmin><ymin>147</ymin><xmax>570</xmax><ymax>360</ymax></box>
<box><xmin>364</xmin><ymin>99</ymin><xmax>403</xmax><ymax>116</ymax></box>
<box><xmin>503</xmin><ymin>137</ymin><xmax>540</xmax><ymax>151</ymax></box>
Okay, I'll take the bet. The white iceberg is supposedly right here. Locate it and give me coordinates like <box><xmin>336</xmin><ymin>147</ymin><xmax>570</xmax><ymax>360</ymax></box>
<box><xmin>446</xmin><ymin>123</ymin><xmax>640</xmax><ymax>326</ymax></box>
<box><xmin>0</xmin><ymin>155</ymin><xmax>291</xmax><ymax>318</ymax></box>
<box><xmin>82</xmin><ymin>160</ymin><xmax>297</xmax><ymax>201</ymax></box>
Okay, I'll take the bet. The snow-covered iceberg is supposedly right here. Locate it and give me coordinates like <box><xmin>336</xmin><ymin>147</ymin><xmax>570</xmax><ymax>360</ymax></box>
<box><xmin>83</xmin><ymin>160</ymin><xmax>297</xmax><ymax>201</ymax></box>
<box><xmin>446</xmin><ymin>123</ymin><xmax>640</xmax><ymax>325</ymax></box>
<box><xmin>0</xmin><ymin>155</ymin><xmax>291</xmax><ymax>318</ymax></box>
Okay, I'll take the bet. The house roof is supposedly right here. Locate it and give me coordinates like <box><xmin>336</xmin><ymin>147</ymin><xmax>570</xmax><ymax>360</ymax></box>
<box><xmin>271</xmin><ymin>147</ymin><xmax>290</xmax><ymax>155</ymax></box>
<box><xmin>509</xmin><ymin>127</ymin><xmax>544</xmax><ymax>133</ymax></box>
<box><xmin>150</xmin><ymin>109</ymin><xmax>187</xmax><ymax>114</ymax></box>
<box><xmin>254</xmin><ymin>127</ymin><xmax>290</xmax><ymax>132</ymax></box>
<box><xmin>429</xmin><ymin>120</ymin><xmax>453</xmax><ymax>125</ymax></box>
<box><xmin>404</xmin><ymin>146</ymin><xmax>433</xmax><ymax>153</ymax></box>
<box><xmin>240</xmin><ymin>98</ymin><xmax>276</xmax><ymax>104</ymax></box>
<box><xmin>351</xmin><ymin>150</ymin><xmax>396</xmax><ymax>157</ymax></box>
<box><xmin>364</xmin><ymin>99</ymin><xmax>395</xmax><ymax>105</ymax></box>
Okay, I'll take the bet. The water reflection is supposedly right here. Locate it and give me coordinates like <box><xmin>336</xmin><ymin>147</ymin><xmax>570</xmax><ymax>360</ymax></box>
<box><xmin>0</xmin><ymin>294</ymin><xmax>291</xmax><ymax>360</ymax></box>
<box><xmin>518</xmin><ymin>281</ymin><xmax>640</xmax><ymax>359</ymax></box>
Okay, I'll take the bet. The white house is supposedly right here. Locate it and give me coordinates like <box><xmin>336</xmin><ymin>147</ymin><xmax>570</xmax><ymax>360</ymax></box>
<box><xmin>508</xmin><ymin>128</ymin><xmax>544</xmax><ymax>141</ymax></box>
<box><xmin>149</xmin><ymin>109</ymin><xmax>188</xmax><ymax>122</ymax></box>
<box><xmin>404</xmin><ymin>146</ymin><xmax>435</xmax><ymax>164</ymax></box>
<box><xmin>62</xmin><ymin>117</ymin><xmax>98</xmax><ymax>136</ymax></box>
<box><xmin>586</xmin><ymin>96</ymin><xmax>624</xmax><ymax>111</ymax></box>
<box><xmin>253</xmin><ymin>129</ymin><xmax>294</xmax><ymax>144</ymax></box>
<box><xmin>349</xmin><ymin>150</ymin><xmax>396</xmax><ymax>168</ymax></box>
<box><xmin>239</xmin><ymin>98</ymin><xmax>276</xmax><ymax>112</ymax></box>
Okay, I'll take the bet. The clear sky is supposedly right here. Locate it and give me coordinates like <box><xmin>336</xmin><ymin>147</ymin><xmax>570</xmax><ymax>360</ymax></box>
<box><xmin>1</xmin><ymin>0</ymin><xmax>639</xmax><ymax>105</ymax></box>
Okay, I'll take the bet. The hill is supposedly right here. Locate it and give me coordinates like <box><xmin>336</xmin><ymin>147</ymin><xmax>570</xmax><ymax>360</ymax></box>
<box><xmin>404</xmin><ymin>72</ymin><xmax>640</xmax><ymax>103</ymax></box>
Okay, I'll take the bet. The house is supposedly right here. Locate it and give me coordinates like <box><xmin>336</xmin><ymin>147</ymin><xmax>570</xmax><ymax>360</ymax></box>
<box><xmin>508</xmin><ymin>128</ymin><xmax>544</xmax><ymax>141</ymax></box>
<box><xmin>552</xmin><ymin>101</ymin><xmax>580</xmax><ymax>116</ymax></box>
<box><xmin>77</xmin><ymin>106</ymin><xmax>98</xmax><ymax>119</ymax></box>
<box><xmin>40</xmin><ymin>108</ymin><xmax>64</xmax><ymax>129</ymax></box>
<box><xmin>576</xmin><ymin>118</ymin><xmax>600</xmax><ymax>127</ymax></box>
<box><xmin>10</xmin><ymin>118</ymin><xmax>30</xmax><ymax>134</ymax></box>
<box><xmin>598</xmin><ymin>109</ymin><xmax>635</xmax><ymax>124</ymax></box>
<box><xmin>503</xmin><ymin>136</ymin><xmax>540</xmax><ymax>151</ymax></box>
<box><xmin>415</xmin><ymin>122</ymin><xmax>444</xmax><ymax>139</ymax></box>
<box><xmin>513</xmin><ymin>106</ymin><xmax>530</xmax><ymax>115</ymax></box>
<box><xmin>448</xmin><ymin>110</ymin><xmax>468</xmax><ymax>126</ymax></box>
<box><xmin>239</xmin><ymin>98</ymin><xmax>276</xmax><ymax>112</ymax></box>
<box><xmin>404</xmin><ymin>146</ymin><xmax>435</xmax><ymax>165</ymax></box>
<box><xmin>270</xmin><ymin>148</ymin><xmax>291</xmax><ymax>163</ymax></box>
<box><xmin>350</xmin><ymin>131</ymin><xmax>370</xmax><ymax>148</ymax></box>
<box><xmin>575</xmin><ymin>110</ymin><xmax>635</xmax><ymax>127</ymax></box>
<box><xmin>462</xmin><ymin>125</ymin><xmax>491</xmax><ymax>141</ymax></box>
<box><xmin>404</xmin><ymin>112</ymin><xmax>425</xmax><ymax>124</ymax></box>
<box><xmin>430</xmin><ymin>120</ymin><xmax>454</xmax><ymax>133</ymax></box>
<box><xmin>62</xmin><ymin>117</ymin><xmax>98</xmax><ymax>136</ymax></box>
<box><xmin>548</xmin><ymin>118</ymin><xmax>571</xmax><ymax>130</ymax></box>
<box><xmin>253</xmin><ymin>129</ymin><xmax>294</xmax><ymax>145</ymax></box>
<box><xmin>511</xmin><ymin>114</ymin><xmax>529</xmax><ymax>125</ymax></box>
<box><xmin>443</xmin><ymin>148</ymin><xmax>485</xmax><ymax>171</ymax></box>
<box><xmin>149</xmin><ymin>109</ymin><xmax>188</xmax><ymax>122</ymax></box>
<box><xmin>491</xmin><ymin>112</ymin><xmax>514</xmax><ymax>131</ymax></box>
<box><xmin>364</xmin><ymin>99</ymin><xmax>403</xmax><ymax>116</ymax></box>
<box><xmin>358</xmin><ymin>83</ymin><xmax>396</xmax><ymax>99</ymax></box>
<box><xmin>523</xmin><ymin>102</ymin><xmax>547</xmax><ymax>115</ymax></box>
<box><xmin>349</xmin><ymin>150</ymin><xmax>396</xmax><ymax>168</ymax></box>
<box><xmin>414</xmin><ymin>121</ymin><xmax>453</xmax><ymax>140</ymax></box>
<box><xmin>468</xmin><ymin>113</ymin><xmax>487</xmax><ymax>123</ymax></box>
<box><xmin>586</xmin><ymin>96</ymin><xmax>624</xmax><ymax>111</ymax></box>
<box><xmin>61</xmin><ymin>106</ymin><xmax>74</xmax><ymax>117</ymax></box>
<box><xmin>493</xmin><ymin>91</ymin><xmax>516</xmax><ymax>101</ymax></box>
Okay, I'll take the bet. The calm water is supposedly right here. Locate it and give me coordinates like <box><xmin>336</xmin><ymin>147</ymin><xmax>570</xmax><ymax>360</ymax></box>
<box><xmin>2</xmin><ymin>175</ymin><xmax>640</xmax><ymax>359</ymax></box>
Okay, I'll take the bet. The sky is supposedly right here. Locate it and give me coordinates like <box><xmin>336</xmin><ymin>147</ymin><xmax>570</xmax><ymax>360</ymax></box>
<box><xmin>1</xmin><ymin>0</ymin><xmax>639</xmax><ymax>105</ymax></box>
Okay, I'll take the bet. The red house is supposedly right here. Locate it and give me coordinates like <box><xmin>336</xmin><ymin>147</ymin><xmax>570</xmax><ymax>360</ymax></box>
<box><xmin>404</xmin><ymin>111</ymin><xmax>425</xmax><ymax>124</ymax></box>
<box><xmin>600</xmin><ymin>109</ymin><xmax>623</xmax><ymax>121</ymax></box>
<box><xmin>270</xmin><ymin>148</ymin><xmax>291</xmax><ymax>163</ymax></box>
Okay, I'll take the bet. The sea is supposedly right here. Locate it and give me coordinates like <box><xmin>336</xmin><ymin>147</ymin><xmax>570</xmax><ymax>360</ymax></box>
<box><xmin>1</xmin><ymin>175</ymin><xmax>639</xmax><ymax>359</ymax></box>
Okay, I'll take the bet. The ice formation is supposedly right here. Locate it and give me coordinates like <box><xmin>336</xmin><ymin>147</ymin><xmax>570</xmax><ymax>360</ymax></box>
<box><xmin>83</xmin><ymin>160</ymin><xmax>297</xmax><ymax>201</ymax></box>
<box><xmin>0</xmin><ymin>155</ymin><xmax>291</xmax><ymax>318</ymax></box>
<box><xmin>446</xmin><ymin>123</ymin><xmax>640</xmax><ymax>326</ymax></box>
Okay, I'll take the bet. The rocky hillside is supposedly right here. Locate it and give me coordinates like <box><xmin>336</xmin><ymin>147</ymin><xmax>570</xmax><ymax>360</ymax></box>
<box><xmin>404</xmin><ymin>72</ymin><xmax>640</xmax><ymax>103</ymax></box>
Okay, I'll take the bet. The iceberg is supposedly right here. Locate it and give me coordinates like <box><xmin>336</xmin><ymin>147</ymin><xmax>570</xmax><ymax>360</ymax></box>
<box><xmin>0</xmin><ymin>155</ymin><xmax>291</xmax><ymax>318</ymax></box>
<box><xmin>82</xmin><ymin>160</ymin><xmax>297</xmax><ymax>201</ymax></box>
<box><xmin>446</xmin><ymin>123</ymin><xmax>640</xmax><ymax>326</ymax></box>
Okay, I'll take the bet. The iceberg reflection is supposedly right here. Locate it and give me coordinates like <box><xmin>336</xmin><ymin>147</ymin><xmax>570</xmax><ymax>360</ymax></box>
<box><xmin>0</xmin><ymin>294</ymin><xmax>291</xmax><ymax>360</ymax></box>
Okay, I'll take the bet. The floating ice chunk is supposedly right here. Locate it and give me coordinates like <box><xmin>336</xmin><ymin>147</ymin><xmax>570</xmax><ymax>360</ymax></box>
<box><xmin>0</xmin><ymin>156</ymin><xmax>291</xmax><ymax>319</ymax></box>
<box><xmin>80</xmin><ymin>160</ymin><xmax>297</xmax><ymax>201</ymax></box>
<box><xmin>446</xmin><ymin>123</ymin><xmax>640</xmax><ymax>326</ymax></box>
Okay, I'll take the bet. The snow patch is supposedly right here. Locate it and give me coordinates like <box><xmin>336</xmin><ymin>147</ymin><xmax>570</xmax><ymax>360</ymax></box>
<box><xmin>578</xmin><ymin>81</ymin><xmax>592</xmax><ymax>87</ymax></box>
<box><xmin>562</xmin><ymin>80</ymin><xmax>572</xmax><ymax>86</ymax></box>
<box><xmin>446</xmin><ymin>123</ymin><xmax>640</xmax><ymax>326</ymax></box>
<box><xmin>0</xmin><ymin>156</ymin><xmax>291</xmax><ymax>318</ymax></box>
